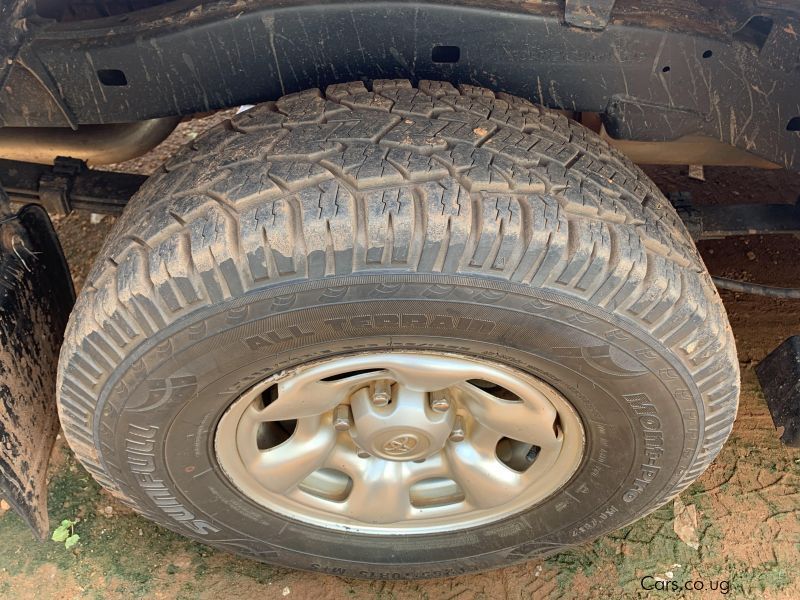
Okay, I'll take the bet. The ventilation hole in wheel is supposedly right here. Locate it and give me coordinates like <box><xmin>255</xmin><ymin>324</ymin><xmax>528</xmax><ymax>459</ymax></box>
<box><xmin>553</xmin><ymin>413</ymin><xmax>562</xmax><ymax>438</ymax></box>
<box><xmin>254</xmin><ymin>384</ymin><xmax>296</xmax><ymax>450</ymax></box>
<box><xmin>97</xmin><ymin>69</ymin><xmax>127</xmax><ymax>86</ymax></box>
<box><xmin>258</xmin><ymin>384</ymin><xmax>279</xmax><ymax>409</ymax></box>
<box><xmin>298</xmin><ymin>469</ymin><xmax>352</xmax><ymax>502</ymax></box>
<box><xmin>733</xmin><ymin>15</ymin><xmax>773</xmax><ymax>50</ymax></box>
<box><xmin>496</xmin><ymin>438</ymin><xmax>541</xmax><ymax>472</ymax></box>
<box><xmin>661</xmin><ymin>65</ymin><xmax>671</xmax><ymax>73</ymax></box>
<box><xmin>410</xmin><ymin>478</ymin><xmax>465</xmax><ymax>508</ymax></box>
<box><xmin>256</xmin><ymin>419</ymin><xmax>297</xmax><ymax>450</ymax></box>
<box><xmin>431</xmin><ymin>45</ymin><xmax>460</xmax><ymax>63</ymax></box>
<box><xmin>788</xmin><ymin>117</ymin><xmax>800</xmax><ymax>132</ymax></box>
<box><xmin>467</xmin><ymin>380</ymin><xmax>522</xmax><ymax>402</ymax></box>
<box><xmin>320</xmin><ymin>368</ymin><xmax>383</xmax><ymax>382</ymax></box>
<box><xmin>702</xmin><ymin>49</ymin><xmax>713</xmax><ymax>59</ymax></box>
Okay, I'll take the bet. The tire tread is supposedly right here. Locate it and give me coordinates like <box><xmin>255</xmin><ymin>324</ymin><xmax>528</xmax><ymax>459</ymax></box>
<box><xmin>57</xmin><ymin>80</ymin><xmax>739</xmax><ymax>531</ymax></box>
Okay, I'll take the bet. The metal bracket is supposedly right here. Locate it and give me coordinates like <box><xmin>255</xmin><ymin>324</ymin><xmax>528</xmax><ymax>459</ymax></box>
<box><xmin>1</xmin><ymin>157</ymin><xmax>144</xmax><ymax>216</ymax></box>
<box><xmin>668</xmin><ymin>192</ymin><xmax>800</xmax><ymax>241</ymax></box>
<box><xmin>37</xmin><ymin>156</ymin><xmax>85</xmax><ymax>216</ymax></box>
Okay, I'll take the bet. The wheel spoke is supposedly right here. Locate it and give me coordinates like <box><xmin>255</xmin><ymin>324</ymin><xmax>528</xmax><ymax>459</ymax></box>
<box><xmin>445</xmin><ymin>423</ymin><xmax>523</xmax><ymax>509</ymax></box>
<box><xmin>384</xmin><ymin>356</ymin><xmax>479</xmax><ymax>392</ymax></box>
<box><xmin>258</xmin><ymin>369</ymin><xmax>389</xmax><ymax>421</ymax></box>
<box><xmin>246</xmin><ymin>416</ymin><xmax>335</xmax><ymax>493</ymax></box>
<box><xmin>344</xmin><ymin>460</ymin><xmax>413</xmax><ymax>524</ymax></box>
<box><xmin>405</xmin><ymin>452</ymin><xmax>450</xmax><ymax>483</ymax></box>
<box><xmin>324</xmin><ymin>439</ymin><xmax>368</xmax><ymax>476</ymax></box>
<box><xmin>454</xmin><ymin>382</ymin><xmax>560</xmax><ymax>449</ymax></box>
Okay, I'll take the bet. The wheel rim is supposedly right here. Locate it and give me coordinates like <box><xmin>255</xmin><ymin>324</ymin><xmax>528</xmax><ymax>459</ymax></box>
<box><xmin>215</xmin><ymin>351</ymin><xmax>585</xmax><ymax>535</ymax></box>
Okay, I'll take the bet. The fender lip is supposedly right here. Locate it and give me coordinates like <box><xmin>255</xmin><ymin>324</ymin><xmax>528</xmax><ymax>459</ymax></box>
<box><xmin>0</xmin><ymin>200</ymin><xmax>74</xmax><ymax>539</ymax></box>
<box><xmin>2</xmin><ymin>1</ymin><xmax>798</xmax><ymax>172</ymax></box>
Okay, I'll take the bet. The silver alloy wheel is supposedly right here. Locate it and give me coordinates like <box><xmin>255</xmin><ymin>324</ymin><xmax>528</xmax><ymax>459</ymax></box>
<box><xmin>215</xmin><ymin>352</ymin><xmax>585</xmax><ymax>534</ymax></box>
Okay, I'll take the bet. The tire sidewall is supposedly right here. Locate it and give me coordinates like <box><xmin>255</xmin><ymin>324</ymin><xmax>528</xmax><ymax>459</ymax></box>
<box><xmin>98</xmin><ymin>274</ymin><xmax>701</xmax><ymax>577</ymax></box>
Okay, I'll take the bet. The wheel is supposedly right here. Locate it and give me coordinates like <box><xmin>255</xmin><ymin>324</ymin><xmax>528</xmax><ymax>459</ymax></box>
<box><xmin>57</xmin><ymin>80</ymin><xmax>739</xmax><ymax>579</ymax></box>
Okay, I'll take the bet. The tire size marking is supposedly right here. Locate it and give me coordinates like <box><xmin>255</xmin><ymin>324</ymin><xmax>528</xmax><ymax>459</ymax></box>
<box><xmin>323</xmin><ymin>314</ymin><xmax>496</xmax><ymax>332</ymax></box>
<box><xmin>622</xmin><ymin>393</ymin><xmax>665</xmax><ymax>503</ymax></box>
<box><xmin>571</xmin><ymin>505</ymin><xmax>620</xmax><ymax>538</ymax></box>
<box><xmin>126</xmin><ymin>423</ymin><xmax>220</xmax><ymax>535</ymax></box>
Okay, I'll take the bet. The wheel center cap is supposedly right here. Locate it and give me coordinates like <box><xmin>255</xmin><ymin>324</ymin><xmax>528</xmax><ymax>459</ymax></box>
<box><xmin>370</xmin><ymin>429</ymin><xmax>432</xmax><ymax>460</ymax></box>
<box><xmin>349</xmin><ymin>386</ymin><xmax>454</xmax><ymax>462</ymax></box>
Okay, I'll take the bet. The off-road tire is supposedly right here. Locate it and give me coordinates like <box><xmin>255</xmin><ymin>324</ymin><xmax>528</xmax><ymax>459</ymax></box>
<box><xmin>57</xmin><ymin>80</ymin><xmax>739</xmax><ymax>578</ymax></box>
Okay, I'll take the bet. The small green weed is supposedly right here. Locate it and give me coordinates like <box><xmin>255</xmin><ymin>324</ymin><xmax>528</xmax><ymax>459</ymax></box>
<box><xmin>51</xmin><ymin>519</ymin><xmax>80</xmax><ymax>550</ymax></box>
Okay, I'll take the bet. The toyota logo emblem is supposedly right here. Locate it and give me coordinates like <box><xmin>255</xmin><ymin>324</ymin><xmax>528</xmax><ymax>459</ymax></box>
<box><xmin>381</xmin><ymin>434</ymin><xmax>419</xmax><ymax>456</ymax></box>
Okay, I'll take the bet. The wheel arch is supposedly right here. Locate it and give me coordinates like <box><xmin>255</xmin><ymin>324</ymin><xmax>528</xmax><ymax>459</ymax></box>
<box><xmin>0</xmin><ymin>0</ymin><xmax>798</xmax><ymax>170</ymax></box>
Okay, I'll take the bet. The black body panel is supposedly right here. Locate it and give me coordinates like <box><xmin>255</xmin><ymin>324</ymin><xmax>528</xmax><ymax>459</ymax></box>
<box><xmin>0</xmin><ymin>1</ymin><xmax>797</xmax><ymax>170</ymax></box>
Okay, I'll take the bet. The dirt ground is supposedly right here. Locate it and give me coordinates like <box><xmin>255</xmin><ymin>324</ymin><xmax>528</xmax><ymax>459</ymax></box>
<box><xmin>1</xmin><ymin>114</ymin><xmax>800</xmax><ymax>599</ymax></box>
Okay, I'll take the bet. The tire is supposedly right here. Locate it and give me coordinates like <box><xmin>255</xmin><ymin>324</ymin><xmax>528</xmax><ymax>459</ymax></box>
<box><xmin>57</xmin><ymin>80</ymin><xmax>739</xmax><ymax>579</ymax></box>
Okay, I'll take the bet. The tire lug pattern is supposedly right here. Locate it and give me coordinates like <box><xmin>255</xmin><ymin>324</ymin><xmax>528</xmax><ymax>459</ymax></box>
<box><xmin>57</xmin><ymin>79</ymin><xmax>739</xmax><ymax>543</ymax></box>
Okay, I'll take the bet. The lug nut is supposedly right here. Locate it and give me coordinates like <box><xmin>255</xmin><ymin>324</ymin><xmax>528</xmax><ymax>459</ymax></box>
<box><xmin>333</xmin><ymin>405</ymin><xmax>352</xmax><ymax>431</ymax></box>
<box><xmin>372</xmin><ymin>380</ymin><xmax>392</xmax><ymax>407</ymax></box>
<box><xmin>430</xmin><ymin>391</ymin><xmax>450</xmax><ymax>413</ymax></box>
<box><xmin>449</xmin><ymin>416</ymin><xmax>466</xmax><ymax>442</ymax></box>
